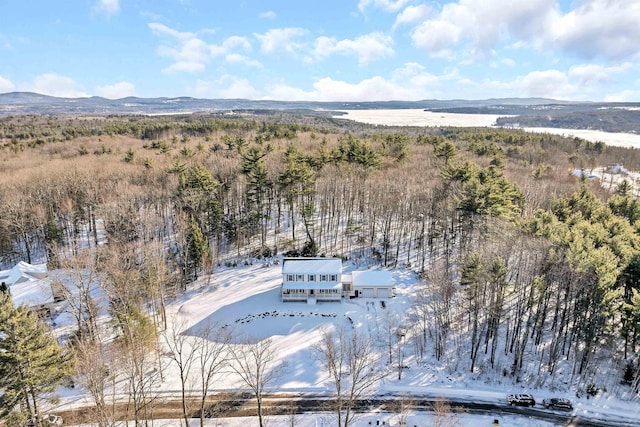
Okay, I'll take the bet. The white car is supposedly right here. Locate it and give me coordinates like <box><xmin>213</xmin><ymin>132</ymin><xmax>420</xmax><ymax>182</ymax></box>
<box><xmin>43</xmin><ymin>414</ymin><xmax>63</xmax><ymax>426</ymax></box>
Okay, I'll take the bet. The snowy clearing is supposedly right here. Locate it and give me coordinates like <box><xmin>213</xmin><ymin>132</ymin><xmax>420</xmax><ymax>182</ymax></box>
<box><xmin>48</xmin><ymin>261</ymin><xmax>640</xmax><ymax>426</ymax></box>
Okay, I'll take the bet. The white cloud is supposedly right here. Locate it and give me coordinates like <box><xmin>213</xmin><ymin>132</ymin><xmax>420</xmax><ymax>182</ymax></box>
<box><xmin>179</xmin><ymin>56</ymin><xmax>634</xmax><ymax>102</ymax></box>
<box><xmin>358</xmin><ymin>0</ymin><xmax>411</xmax><ymax>13</ymax></box>
<box><xmin>94</xmin><ymin>0</ymin><xmax>120</xmax><ymax>16</ymax></box>
<box><xmin>95</xmin><ymin>81</ymin><xmax>136</xmax><ymax>99</ymax></box>
<box><xmin>258</xmin><ymin>61</ymin><xmax>628</xmax><ymax>102</ymax></box>
<box><xmin>409</xmin><ymin>0</ymin><xmax>640</xmax><ymax>62</ymax></box>
<box><xmin>149</xmin><ymin>23</ymin><xmax>195</xmax><ymax>42</ymax></box>
<box><xmin>192</xmin><ymin>76</ymin><xmax>260</xmax><ymax>99</ymax></box>
<box><xmin>551</xmin><ymin>0</ymin><xmax>640</xmax><ymax>60</ymax></box>
<box><xmin>259</xmin><ymin>11</ymin><xmax>277</xmax><ymax>19</ymax></box>
<box><xmin>314</xmin><ymin>32</ymin><xmax>394</xmax><ymax>65</ymax></box>
<box><xmin>391</xmin><ymin>62</ymin><xmax>440</xmax><ymax>87</ymax></box>
<box><xmin>28</xmin><ymin>73</ymin><xmax>89</xmax><ymax>98</ymax></box>
<box><xmin>269</xmin><ymin>76</ymin><xmax>420</xmax><ymax>101</ymax></box>
<box><xmin>225</xmin><ymin>53</ymin><xmax>262</xmax><ymax>68</ymax></box>
<box><xmin>223</xmin><ymin>36</ymin><xmax>252</xmax><ymax>51</ymax></box>
<box><xmin>500</xmin><ymin>58</ymin><xmax>516</xmax><ymax>67</ymax></box>
<box><xmin>568</xmin><ymin>63</ymin><xmax>633</xmax><ymax>85</ymax></box>
<box><xmin>393</xmin><ymin>4</ymin><xmax>430</xmax><ymax>29</ymax></box>
<box><xmin>157</xmin><ymin>38</ymin><xmax>212</xmax><ymax>73</ymax></box>
<box><xmin>411</xmin><ymin>0</ymin><xmax>556</xmax><ymax>56</ymax></box>
<box><xmin>265</xmin><ymin>82</ymin><xmax>315</xmax><ymax>101</ymax></box>
<box><xmin>263</xmin><ymin>62</ymin><xmax>454</xmax><ymax>101</ymax></box>
<box><xmin>149</xmin><ymin>23</ymin><xmax>256</xmax><ymax>73</ymax></box>
<box><xmin>0</xmin><ymin>75</ymin><xmax>16</xmax><ymax>93</ymax></box>
<box><xmin>218</xmin><ymin>79</ymin><xmax>260</xmax><ymax>99</ymax></box>
<box><xmin>604</xmin><ymin>90</ymin><xmax>640</xmax><ymax>103</ymax></box>
<box><xmin>514</xmin><ymin>69</ymin><xmax>575</xmax><ymax>99</ymax></box>
<box><xmin>411</xmin><ymin>18</ymin><xmax>463</xmax><ymax>58</ymax></box>
<box><xmin>254</xmin><ymin>28</ymin><xmax>307</xmax><ymax>54</ymax></box>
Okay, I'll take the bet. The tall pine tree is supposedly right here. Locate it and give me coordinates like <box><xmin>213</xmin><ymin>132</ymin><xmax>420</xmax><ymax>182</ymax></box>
<box><xmin>0</xmin><ymin>293</ymin><xmax>72</xmax><ymax>425</ymax></box>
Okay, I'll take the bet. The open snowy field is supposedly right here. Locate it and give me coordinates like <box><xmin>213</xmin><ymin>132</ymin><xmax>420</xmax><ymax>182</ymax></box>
<box><xmin>335</xmin><ymin>109</ymin><xmax>640</xmax><ymax>149</ymax></box>
<box><xmin>51</xmin><ymin>261</ymin><xmax>640</xmax><ymax>426</ymax></box>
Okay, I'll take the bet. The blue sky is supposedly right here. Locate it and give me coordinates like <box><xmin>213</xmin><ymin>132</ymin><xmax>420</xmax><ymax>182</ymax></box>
<box><xmin>1</xmin><ymin>0</ymin><xmax>639</xmax><ymax>101</ymax></box>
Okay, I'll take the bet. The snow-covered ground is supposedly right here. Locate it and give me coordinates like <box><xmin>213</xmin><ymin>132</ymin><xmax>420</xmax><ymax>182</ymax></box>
<box><xmin>335</xmin><ymin>109</ymin><xmax>640</xmax><ymax>148</ymax></box>
<box><xmin>74</xmin><ymin>413</ymin><xmax>557</xmax><ymax>427</ymax></box>
<box><xmin>49</xmin><ymin>261</ymin><xmax>640</xmax><ymax>426</ymax></box>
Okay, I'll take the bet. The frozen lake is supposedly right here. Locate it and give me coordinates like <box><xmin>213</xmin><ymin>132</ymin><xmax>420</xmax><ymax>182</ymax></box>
<box><xmin>336</xmin><ymin>109</ymin><xmax>640</xmax><ymax>149</ymax></box>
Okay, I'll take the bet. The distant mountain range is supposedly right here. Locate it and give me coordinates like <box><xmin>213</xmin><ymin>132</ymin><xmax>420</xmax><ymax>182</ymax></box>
<box><xmin>0</xmin><ymin>91</ymin><xmax>580</xmax><ymax>116</ymax></box>
<box><xmin>1</xmin><ymin>92</ymin><xmax>639</xmax><ymax>133</ymax></box>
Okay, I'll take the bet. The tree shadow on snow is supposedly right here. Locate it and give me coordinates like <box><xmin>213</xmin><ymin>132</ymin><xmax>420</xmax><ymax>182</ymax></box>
<box><xmin>183</xmin><ymin>287</ymin><xmax>347</xmax><ymax>345</ymax></box>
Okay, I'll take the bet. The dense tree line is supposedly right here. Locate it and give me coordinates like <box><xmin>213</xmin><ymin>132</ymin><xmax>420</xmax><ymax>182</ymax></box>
<box><xmin>2</xmin><ymin>113</ymin><xmax>640</xmax><ymax>423</ymax></box>
<box><xmin>496</xmin><ymin>109</ymin><xmax>640</xmax><ymax>133</ymax></box>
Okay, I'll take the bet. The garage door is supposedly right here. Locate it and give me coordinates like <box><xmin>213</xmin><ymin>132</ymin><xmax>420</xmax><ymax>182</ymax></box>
<box><xmin>361</xmin><ymin>288</ymin><xmax>375</xmax><ymax>298</ymax></box>
<box><xmin>377</xmin><ymin>288</ymin><xmax>390</xmax><ymax>298</ymax></box>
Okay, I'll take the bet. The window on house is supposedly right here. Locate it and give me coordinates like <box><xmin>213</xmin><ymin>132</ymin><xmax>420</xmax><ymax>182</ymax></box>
<box><xmin>320</xmin><ymin>274</ymin><xmax>327</xmax><ymax>281</ymax></box>
<box><xmin>287</xmin><ymin>274</ymin><xmax>295</xmax><ymax>282</ymax></box>
<box><xmin>330</xmin><ymin>274</ymin><xmax>338</xmax><ymax>281</ymax></box>
<box><xmin>308</xmin><ymin>274</ymin><xmax>316</xmax><ymax>282</ymax></box>
<box><xmin>296</xmin><ymin>274</ymin><xmax>304</xmax><ymax>281</ymax></box>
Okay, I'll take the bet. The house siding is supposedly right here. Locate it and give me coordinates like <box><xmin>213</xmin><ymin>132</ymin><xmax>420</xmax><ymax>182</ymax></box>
<box><xmin>280</xmin><ymin>258</ymin><xmax>393</xmax><ymax>302</ymax></box>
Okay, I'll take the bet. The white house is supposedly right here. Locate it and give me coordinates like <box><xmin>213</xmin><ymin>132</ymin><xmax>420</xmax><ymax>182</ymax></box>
<box><xmin>606</xmin><ymin>163</ymin><xmax>628</xmax><ymax>175</ymax></box>
<box><xmin>280</xmin><ymin>258</ymin><xmax>394</xmax><ymax>302</ymax></box>
<box><xmin>281</xmin><ymin>258</ymin><xmax>342</xmax><ymax>303</ymax></box>
<box><xmin>0</xmin><ymin>261</ymin><xmax>55</xmax><ymax>311</ymax></box>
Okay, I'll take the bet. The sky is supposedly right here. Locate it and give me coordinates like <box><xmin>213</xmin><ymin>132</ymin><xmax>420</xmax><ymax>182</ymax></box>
<box><xmin>1</xmin><ymin>0</ymin><xmax>639</xmax><ymax>102</ymax></box>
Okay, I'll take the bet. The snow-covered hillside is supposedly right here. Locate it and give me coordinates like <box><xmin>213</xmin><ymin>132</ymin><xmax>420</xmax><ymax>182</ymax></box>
<box><xmin>48</xmin><ymin>260</ymin><xmax>640</xmax><ymax>426</ymax></box>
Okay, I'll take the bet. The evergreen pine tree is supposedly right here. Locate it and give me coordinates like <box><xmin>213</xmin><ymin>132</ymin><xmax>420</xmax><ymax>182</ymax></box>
<box><xmin>186</xmin><ymin>214</ymin><xmax>209</xmax><ymax>281</ymax></box>
<box><xmin>0</xmin><ymin>293</ymin><xmax>72</xmax><ymax>425</ymax></box>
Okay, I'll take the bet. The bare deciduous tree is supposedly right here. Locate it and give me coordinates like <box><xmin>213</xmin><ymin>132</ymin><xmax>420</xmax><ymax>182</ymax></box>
<box><xmin>314</xmin><ymin>326</ymin><xmax>385</xmax><ymax>427</ymax></box>
<box><xmin>162</xmin><ymin>317</ymin><xmax>198</xmax><ymax>427</ymax></box>
<box><xmin>229</xmin><ymin>337</ymin><xmax>282</xmax><ymax>427</ymax></box>
<box><xmin>194</xmin><ymin>322</ymin><xmax>231</xmax><ymax>427</ymax></box>
<box><xmin>430</xmin><ymin>397</ymin><xmax>463</xmax><ymax>427</ymax></box>
<box><xmin>54</xmin><ymin>252</ymin><xmax>103</xmax><ymax>343</ymax></box>
<box><xmin>389</xmin><ymin>393</ymin><xmax>414</xmax><ymax>427</ymax></box>
<box><xmin>74</xmin><ymin>339</ymin><xmax>115</xmax><ymax>427</ymax></box>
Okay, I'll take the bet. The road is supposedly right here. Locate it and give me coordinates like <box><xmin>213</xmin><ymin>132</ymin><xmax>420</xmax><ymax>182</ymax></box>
<box><xmin>52</xmin><ymin>394</ymin><xmax>637</xmax><ymax>426</ymax></box>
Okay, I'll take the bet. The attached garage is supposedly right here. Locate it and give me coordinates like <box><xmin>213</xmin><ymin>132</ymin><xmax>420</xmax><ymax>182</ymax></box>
<box><xmin>351</xmin><ymin>270</ymin><xmax>393</xmax><ymax>298</ymax></box>
<box><xmin>376</xmin><ymin>288</ymin><xmax>391</xmax><ymax>298</ymax></box>
<box><xmin>361</xmin><ymin>288</ymin><xmax>375</xmax><ymax>298</ymax></box>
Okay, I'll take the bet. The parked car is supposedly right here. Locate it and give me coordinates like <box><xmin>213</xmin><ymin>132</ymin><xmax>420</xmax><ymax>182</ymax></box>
<box><xmin>542</xmin><ymin>397</ymin><xmax>573</xmax><ymax>411</ymax></box>
<box><xmin>43</xmin><ymin>414</ymin><xmax>63</xmax><ymax>426</ymax></box>
<box><xmin>507</xmin><ymin>393</ymin><xmax>536</xmax><ymax>407</ymax></box>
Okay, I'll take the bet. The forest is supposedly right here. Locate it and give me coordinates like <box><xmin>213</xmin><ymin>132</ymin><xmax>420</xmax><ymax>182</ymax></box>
<box><xmin>2</xmin><ymin>112</ymin><xmax>640</xmax><ymax>425</ymax></box>
<box><xmin>495</xmin><ymin>108</ymin><xmax>640</xmax><ymax>133</ymax></box>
